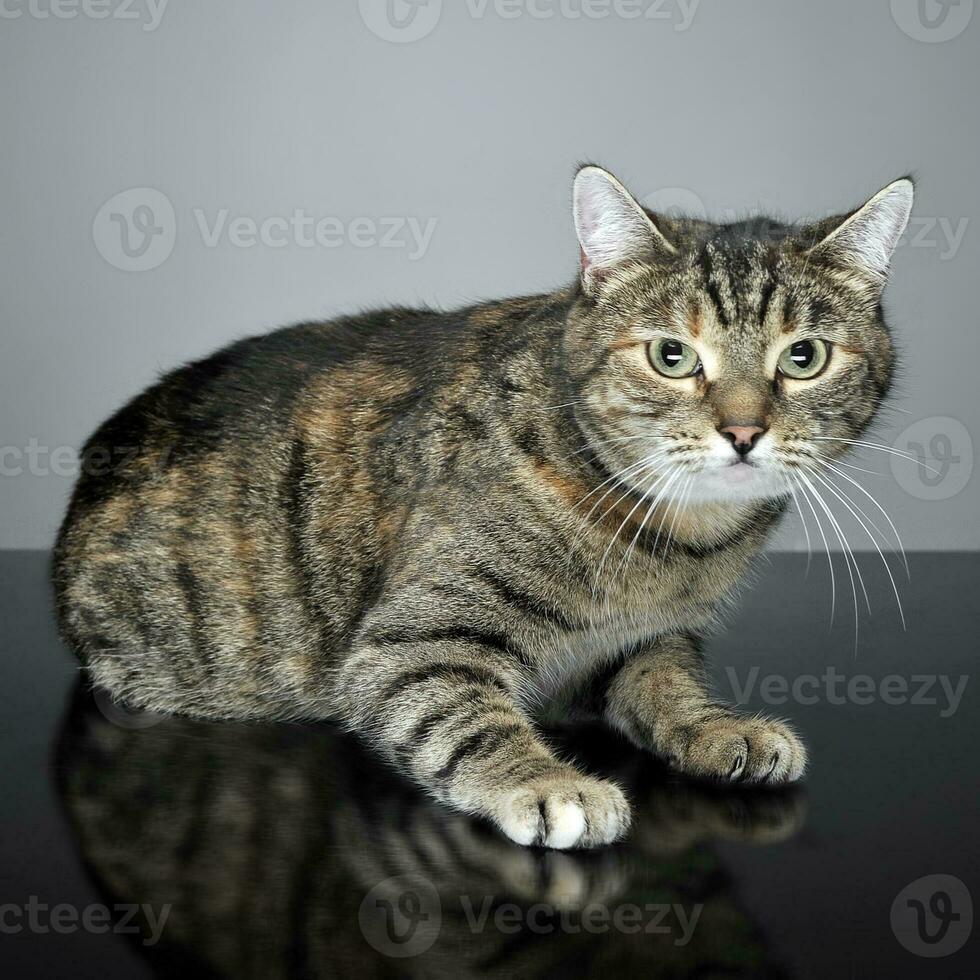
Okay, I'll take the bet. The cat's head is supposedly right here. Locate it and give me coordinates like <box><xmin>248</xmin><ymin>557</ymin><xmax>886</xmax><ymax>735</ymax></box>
<box><xmin>565</xmin><ymin>165</ymin><xmax>913</xmax><ymax>504</ymax></box>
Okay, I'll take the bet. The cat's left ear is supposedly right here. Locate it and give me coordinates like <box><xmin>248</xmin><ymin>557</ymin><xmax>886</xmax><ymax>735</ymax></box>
<box><xmin>573</xmin><ymin>165</ymin><xmax>676</xmax><ymax>294</ymax></box>
<box><xmin>806</xmin><ymin>178</ymin><xmax>914</xmax><ymax>285</ymax></box>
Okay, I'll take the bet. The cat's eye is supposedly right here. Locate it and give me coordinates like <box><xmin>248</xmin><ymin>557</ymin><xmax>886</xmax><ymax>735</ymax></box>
<box><xmin>649</xmin><ymin>338</ymin><xmax>701</xmax><ymax>379</ymax></box>
<box><xmin>777</xmin><ymin>339</ymin><xmax>830</xmax><ymax>380</ymax></box>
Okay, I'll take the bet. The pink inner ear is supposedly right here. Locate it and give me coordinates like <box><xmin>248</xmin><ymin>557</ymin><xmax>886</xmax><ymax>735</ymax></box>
<box><xmin>577</xmin><ymin>188</ymin><xmax>614</xmax><ymax>278</ymax></box>
<box><xmin>575</xmin><ymin>182</ymin><xmax>608</xmax><ymax>263</ymax></box>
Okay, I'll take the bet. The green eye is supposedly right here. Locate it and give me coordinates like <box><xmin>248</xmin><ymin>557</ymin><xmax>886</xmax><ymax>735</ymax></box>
<box><xmin>649</xmin><ymin>338</ymin><xmax>701</xmax><ymax>378</ymax></box>
<box><xmin>778</xmin><ymin>339</ymin><xmax>830</xmax><ymax>379</ymax></box>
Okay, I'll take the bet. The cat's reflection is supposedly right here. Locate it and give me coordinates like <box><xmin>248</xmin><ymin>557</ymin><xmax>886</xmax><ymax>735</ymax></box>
<box><xmin>56</xmin><ymin>686</ymin><xmax>804</xmax><ymax>978</ymax></box>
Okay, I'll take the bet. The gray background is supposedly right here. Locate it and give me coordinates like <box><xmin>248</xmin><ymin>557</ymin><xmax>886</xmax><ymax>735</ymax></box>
<box><xmin>1</xmin><ymin>0</ymin><xmax>977</xmax><ymax>550</ymax></box>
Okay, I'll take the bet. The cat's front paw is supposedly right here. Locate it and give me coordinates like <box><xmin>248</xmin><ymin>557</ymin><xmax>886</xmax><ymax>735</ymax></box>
<box><xmin>669</xmin><ymin>714</ymin><xmax>807</xmax><ymax>785</ymax></box>
<box><xmin>493</xmin><ymin>770</ymin><xmax>631</xmax><ymax>849</ymax></box>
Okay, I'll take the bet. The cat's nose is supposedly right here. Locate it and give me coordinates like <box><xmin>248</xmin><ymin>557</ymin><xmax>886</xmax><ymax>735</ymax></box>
<box><xmin>719</xmin><ymin>423</ymin><xmax>766</xmax><ymax>457</ymax></box>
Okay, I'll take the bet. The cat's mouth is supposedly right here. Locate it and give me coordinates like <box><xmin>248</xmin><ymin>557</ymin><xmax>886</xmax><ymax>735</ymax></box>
<box><xmin>684</xmin><ymin>455</ymin><xmax>790</xmax><ymax>503</ymax></box>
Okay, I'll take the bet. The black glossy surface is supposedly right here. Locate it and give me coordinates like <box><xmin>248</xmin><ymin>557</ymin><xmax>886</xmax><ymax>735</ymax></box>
<box><xmin>1</xmin><ymin>550</ymin><xmax>977</xmax><ymax>978</ymax></box>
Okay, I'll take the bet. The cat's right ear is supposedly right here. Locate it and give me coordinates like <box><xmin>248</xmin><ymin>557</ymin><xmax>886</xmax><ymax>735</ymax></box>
<box><xmin>573</xmin><ymin>165</ymin><xmax>676</xmax><ymax>295</ymax></box>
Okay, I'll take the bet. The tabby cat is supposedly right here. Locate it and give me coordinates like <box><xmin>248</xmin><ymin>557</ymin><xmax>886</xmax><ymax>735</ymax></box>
<box><xmin>53</xmin><ymin>165</ymin><xmax>913</xmax><ymax>849</ymax></box>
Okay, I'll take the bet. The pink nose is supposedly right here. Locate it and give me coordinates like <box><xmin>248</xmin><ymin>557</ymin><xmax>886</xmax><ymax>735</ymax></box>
<box><xmin>720</xmin><ymin>424</ymin><xmax>766</xmax><ymax>454</ymax></box>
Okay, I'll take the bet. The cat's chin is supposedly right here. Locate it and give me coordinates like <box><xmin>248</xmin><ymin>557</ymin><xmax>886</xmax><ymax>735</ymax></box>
<box><xmin>684</xmin><ymin>463</ymin><xmax>791</xmax><ymax>505</ymax></box>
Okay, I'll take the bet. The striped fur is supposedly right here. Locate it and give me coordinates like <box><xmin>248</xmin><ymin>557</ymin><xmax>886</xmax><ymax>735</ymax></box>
<box><xmin>53</xmin><ymin>167</ymin><xmax>910</xmax><ymax>847</ymax></box>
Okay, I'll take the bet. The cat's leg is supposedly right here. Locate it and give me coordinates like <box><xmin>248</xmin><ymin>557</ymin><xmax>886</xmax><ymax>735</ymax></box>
<box><xmin>336</xmin><ymin>634</ymin><xmax>630</xmax><ymax>849</ymax></box>
<box><xmin>602</xmin><ymin>634</ymin><xmax>806</xmax><ymax>784</ymax></box>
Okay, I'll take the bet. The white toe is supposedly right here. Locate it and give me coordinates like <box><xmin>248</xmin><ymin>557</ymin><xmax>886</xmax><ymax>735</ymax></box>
<box><xmin>499</xmin><ymin>809</ymin><xmax>537</xmax><ymax>847</ymax></box>
<box><xmin>546</xmin><ymin>800</ymin><xmax>586</xmax><ymax>849</ymax></box>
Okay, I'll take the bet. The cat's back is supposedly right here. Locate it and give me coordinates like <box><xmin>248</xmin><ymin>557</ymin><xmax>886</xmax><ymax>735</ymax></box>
<box><xmin>57</xmin><ymin>303</ymin><xmax>453</xmax><ymax>524</ymax></box>
<box><xmin>51</xmin><ymin>304</ymin><xmax>470</xmax><ymax>716</ymax></box>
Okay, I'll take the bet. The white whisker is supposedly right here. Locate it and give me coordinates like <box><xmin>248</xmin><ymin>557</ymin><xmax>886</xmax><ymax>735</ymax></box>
<box><xmin>812</xmin><ymin>455</ymin><xmax>910</xmax><ymax>579</ymax></box>
<box><xmin>665</xmin><ymin>474</ymin><xmax>695</xmax><ymax>548</ymax></box>
<box><xmin>811</xmin><ymin>437</ymin><xmax>941</xmax><ymax>477</ymax></box>
<box><xmin>807</xmin><ymin>467</ymin><xmax>906</xmax><ymax>631</ymax></box>
<box><xmin>539</xmin><ymin>400</ymin><xmax>584</xmax><ymax>412</ymax></box>
<box><xmin>829</xmin><ymin>458</ymin><xmax>888</xmax><ymax>478</ymax></box>
<box><xmin>785</xmin><ymin>475</ymin><xmax>812</xmax><ymax>578</ymax></box>
<box><xmin>594</xmin><ymin>464</ymin><xmax>680</xmax><ymax>594</ymax></box>
<box><xmin>791</xmin><ymin>473</ymin><xmax>836</xmax><ymax>628</ymax></box>
<box><xmin>561</xmin><ymin>451</ymin><xmax>668</xmax><ymax>586</ymax></box>
<box><xmin>572</xmin><ymin>449</ymin><xmax>672</xmax><ymax>516</ymax></box>
<box><xmin>614</xmin><ymin>465</ymin><xmax>679</xmax><ymax>579</ymax></box>
<box><xmin>581</xmin><ymin>457</ymin><xmax>672</xmax><ymax>540</ymax></box>
<box><xmin>798</xmin><ymin>470</ymin><xmax>864</xmax><ymax>652</ymax></box>
<box><xmin>571</xmin><ymin>433</ymin><xmax>658</xmax><ymax>457</ymax></box>
<box><xmin>649</xmin><ymin>468</ymin><xmax>689</xmax><ymax>564</ymax></box>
